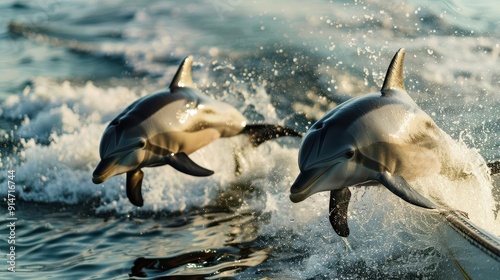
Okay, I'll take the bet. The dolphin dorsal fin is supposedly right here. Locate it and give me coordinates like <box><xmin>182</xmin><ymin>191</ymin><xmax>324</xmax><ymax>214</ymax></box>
<box><xmin>169</xmin><ymin>55</ymin><xmax>195</xmax><ymax>89</ymax></box>
<box><xmin>381</xmin><ymin>48</ymin><xmax>406</xmax><ymax>94</ymax></box>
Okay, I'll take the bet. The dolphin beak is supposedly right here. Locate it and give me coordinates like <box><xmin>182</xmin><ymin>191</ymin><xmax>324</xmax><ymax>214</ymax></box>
<box><xmin>289</xmin><ymin>166</ymin><xmax>331</xmax><ymax>203</ymax></box>
<box><xmin>92</xmin><ymin>154</ymin><xmax>128</xmax><ymax>184</ymax></box>
<box><xmin>93</xmin><ymin>138</ymin><xmax>147</xmax><ymax>184</ymax></box>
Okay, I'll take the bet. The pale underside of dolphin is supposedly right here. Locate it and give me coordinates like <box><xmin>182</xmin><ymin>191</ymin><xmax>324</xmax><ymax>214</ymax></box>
<box><xmin>93</xmin><ymin>56</ymin><xmax>301</xmax><ymax>207</ymax></box>
<box><xmin>289</xmin><ymin>48</ymin><xmax>451</xmax><ymax>237</ymax></box>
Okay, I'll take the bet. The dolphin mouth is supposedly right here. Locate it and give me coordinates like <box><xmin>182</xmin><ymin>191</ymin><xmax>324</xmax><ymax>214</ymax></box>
<box><xmin>92</xmin><ymin>154</ymin><xmax>127</xmax><ymax>184</ymax></box>
<box><xmin>289</xmin><ymin>163</ymin><xmax>338</xmax><ymax>203</ymax></box>
<box><xmin>92</xmin><ymin>176</ymin><xmax>106</xmax><ymax>184</ymax></box>
<box><xmin>94</xmin><ymin>139</ymin><xmax>147</xmax><ymax>184</ymax></box>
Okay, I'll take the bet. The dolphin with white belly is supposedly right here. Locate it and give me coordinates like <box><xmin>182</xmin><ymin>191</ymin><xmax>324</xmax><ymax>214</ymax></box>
<box><xmin>290</xmin><ymin>48</ymin><xmax>444</xmax><ymax>237</ymax></box>
<box><xmin>93</xmin><ymin>55</ymin><xmax>301</xmax><ymax>206</ymax></box>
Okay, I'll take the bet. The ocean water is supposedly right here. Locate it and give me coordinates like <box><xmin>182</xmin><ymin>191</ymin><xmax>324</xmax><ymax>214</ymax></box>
<box><xmin>0</xmin><ymin>0</ymin><xmax>499</xmax><ymax>279</ymax></box>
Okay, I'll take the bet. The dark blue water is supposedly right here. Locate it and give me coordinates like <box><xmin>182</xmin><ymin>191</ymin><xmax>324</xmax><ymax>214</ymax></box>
<box><xmin>1</xmin><ymin>0</ymin><xmax>499</xmax><ymax>278</ymax></box>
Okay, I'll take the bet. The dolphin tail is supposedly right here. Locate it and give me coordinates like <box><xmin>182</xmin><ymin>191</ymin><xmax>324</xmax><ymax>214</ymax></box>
<box><xmin>240</xmin><ymin>124</ymin><xmax>303</xmax><ymax>146</ymax></box>
<box><xmin>127</xmin><ymin>169</ymin><xmax>144</xmax><ymax>207</ymax></box>
<box><xmin>165</xmin><ymin>152</ymin><xmax>214</xmax><ymax>177</ymax></box>
<box><xmin>377</xmin><ymin>171</ymin><xmax>436</xmax><ymax>209</ymax></box>
<box><xmin>329</xmin><ymin>188</ymin><xmax>351</xmax><ymax>237</ymax></box>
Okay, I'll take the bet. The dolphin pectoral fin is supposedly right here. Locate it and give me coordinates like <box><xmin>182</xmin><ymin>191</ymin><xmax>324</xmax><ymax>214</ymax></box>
<box><xmin>126</xmin><ymin>169</ymin><xmax>144</xmax><ymax>207</ymax></box>
<box><xmin>166</xmin><ymin>152</ymin><xmax>214</xmax><ymax>177</ymax></box>
<box><xmin>376</xmin><ymin>171</ymin><xmax>436</xmax><ymax>209</ymax></box>
<box><xmin>240</xmin><ymin>124</ymin><xmax>303</xmax><ymax>146</ymax></box>
<box><xmin>329</xmin><ymin>188</ymin><xmax>351</xmax><ymax>237</ymax></box>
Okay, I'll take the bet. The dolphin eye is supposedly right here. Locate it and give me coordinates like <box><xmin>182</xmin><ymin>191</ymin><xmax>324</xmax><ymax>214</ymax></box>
<box><xmin>110</xmin><ymin>119</ymin><xmax>120</xmax><ymax>126</ymax></box>
<box><xmin>345</xmin><ymin>150</ymin><xmax>355</xmax><ymax>159</ymax></box>
<box><xmin>139</xmin><ymin>139</ymin><xmax>146</xmax><ymax>148</ymax></box>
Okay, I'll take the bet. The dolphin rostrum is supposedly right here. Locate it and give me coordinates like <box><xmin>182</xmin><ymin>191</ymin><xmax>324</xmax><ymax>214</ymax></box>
<box><xmin>93</xmin><ymin>56</ymin><xmax>301</xmax><ymax>207</ymax></box>
<box><xmin>289</xmin><ymin>48</ymin><xmax>447</xmax><ymax>237</ymax></box>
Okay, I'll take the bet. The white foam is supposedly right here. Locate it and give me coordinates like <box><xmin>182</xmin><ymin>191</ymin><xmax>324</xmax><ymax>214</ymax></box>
<box><xmin>411</xmin><ymin>133</ymin><xmax>499</xmax><ymax>235</ymax></box>
<box><xmin>257</xmin><ymin>185</ymin><xmax>449</xmax><ymax>278</ymax></box>
<box><xmin>1</xmin><ymin>77</ymin><xmax>139</xmax><ymax>204</ymax></box>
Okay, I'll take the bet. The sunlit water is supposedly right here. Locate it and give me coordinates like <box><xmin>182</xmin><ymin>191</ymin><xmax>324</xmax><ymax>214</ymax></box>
<box><xmin>0</xmin><ymin>0</ymin><xmax>499</xmax><ymax>279</ymax></box>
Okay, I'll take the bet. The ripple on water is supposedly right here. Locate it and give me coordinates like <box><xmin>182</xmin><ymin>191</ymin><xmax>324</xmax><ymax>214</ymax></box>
<box><xmin>8</xmin><ymin>203</ymin><xmax>268</xmax><ymax>279</ymax></box>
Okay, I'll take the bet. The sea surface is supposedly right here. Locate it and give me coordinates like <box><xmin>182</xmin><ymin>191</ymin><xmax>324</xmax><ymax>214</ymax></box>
<box><xmin>0</xmin><ymin>0</ymin><xmax>499</xmax><ymax>279</ymax></box>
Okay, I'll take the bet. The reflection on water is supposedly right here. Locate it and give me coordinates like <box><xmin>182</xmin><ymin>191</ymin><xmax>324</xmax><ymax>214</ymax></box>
<box><xmin>130</xmin><ymin>246</ymin><xmax>268</xmax><ymax>278</ymax></box>
<box><xmin>10</xmin><ymin>203</ymin><xmax>267</xmax><ymax>279</ymax></box>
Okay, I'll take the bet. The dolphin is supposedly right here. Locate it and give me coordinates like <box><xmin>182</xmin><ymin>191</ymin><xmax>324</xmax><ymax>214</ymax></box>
<box><xmin>93</xmin><ymin>55</ymin><xmax>301</xmax><ymax>207</ymax></box>
<box><xmin>289</xmin><ymin>48</ymin><xmax>446</xmax><ymax>237</ymax></box>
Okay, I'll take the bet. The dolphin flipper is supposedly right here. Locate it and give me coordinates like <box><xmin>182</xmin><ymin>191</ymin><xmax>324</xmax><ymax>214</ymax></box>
<box><xmin>377</xmin><ymin>171</ymin><xmax>436</xmax><ymax>209</ymax></box>
<box><xmin>165</xmin><ymin>152</ymin><xmax>214</xmax><ymax>177</ymax></box>
<box><xmin>329</xmin><ymin>188</ymin><xmax>351</xmax><ymax>237</ymax></box>
<box><xmin>240</xmin><ymin>124</ymin><xmax>302</xmax><ymax>146</ymax></box>
<box><xmin>126</xmin><ymin>169</ymin><xmax>144</xmax><ymax>207</ymax></box>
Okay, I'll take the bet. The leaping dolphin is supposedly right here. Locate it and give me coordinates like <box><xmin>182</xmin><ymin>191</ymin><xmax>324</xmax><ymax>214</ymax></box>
<box><xmin>289</xmin><ymin>48</ymin><xmax>447</xmax><ymax>237</ymax></box>
<box><xmin>93</xmin><ymin>56</ymin><xmax>301</xmax><ymax>207</ymax></box>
